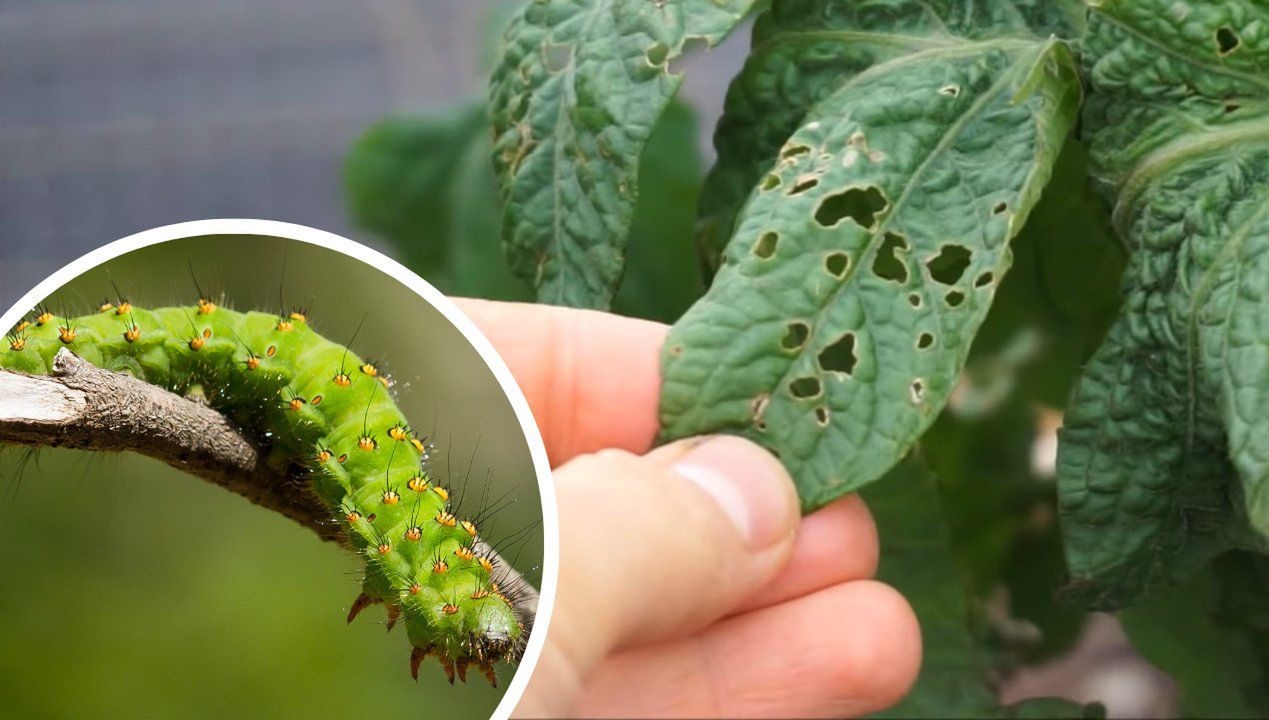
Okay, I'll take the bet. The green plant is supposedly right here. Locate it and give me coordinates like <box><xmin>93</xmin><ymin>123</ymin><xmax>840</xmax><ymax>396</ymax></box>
<box><xmin>347</xmin><ymin>0</ymin><xmax>1269</xmax><ymax>715</ymax></box>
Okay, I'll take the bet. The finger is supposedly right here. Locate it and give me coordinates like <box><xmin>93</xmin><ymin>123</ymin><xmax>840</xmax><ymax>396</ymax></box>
<box><xmin>732</xmin><ymin>494</ymin><xmax>879</xmax><ymax>615</ymax></box>
<box><xmin>516</xmin><ymin>436</ymin><xmax>801</xmax><ymax>718</ymax></box>
<box><xmin>454</xmin><ymin>298</ymin><xmax>667</xmax><ymax>465</ymax></box>
<box><xmin>573</xmin><ymin>581</ymin><xmax>922</xmax><ymax>718</ymax></box>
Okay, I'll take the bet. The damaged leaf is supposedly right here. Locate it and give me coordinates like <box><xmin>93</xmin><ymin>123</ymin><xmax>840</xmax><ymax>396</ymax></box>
<box><xmin>660</xmin><ymin>11</ymin><xmax>1079</xmax><ymax>510</ymax></box>
<box><xmin>488</xmin><ymin>0</ymin><xmax>755</xmax><ymax>308</ymax></box>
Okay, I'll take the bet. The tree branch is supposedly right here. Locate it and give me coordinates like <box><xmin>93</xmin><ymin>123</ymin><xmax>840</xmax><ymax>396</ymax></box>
<box><xmin>0</xmin><ymin>348</ymin><xmax>538</xmax><ymax>629</ymax></box>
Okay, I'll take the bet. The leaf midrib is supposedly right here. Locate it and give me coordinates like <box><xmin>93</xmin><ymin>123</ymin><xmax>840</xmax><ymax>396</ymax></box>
<box><xmin>761</xmin><ymin>42</ymin><xmax>1050</xmax><ymax>497</ymax></box>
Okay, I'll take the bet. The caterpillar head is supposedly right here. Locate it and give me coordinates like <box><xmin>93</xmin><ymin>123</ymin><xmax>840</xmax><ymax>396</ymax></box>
<box><xmin>404</xmin><ymin>587</ymin><xmax>523</xmax><ymax>687</ymax></box>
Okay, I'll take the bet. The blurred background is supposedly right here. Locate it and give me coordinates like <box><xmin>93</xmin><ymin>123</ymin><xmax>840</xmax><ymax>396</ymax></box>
<box><xmin>0</xmin><ymin>236</ymin><xmax>543</xmax><ymax>717</ymax></box>
<box><xmin>0</xmin><ymin>0</ymin><xmax>741</xmax><ymax>311</ymax></box>
<box><xmin>0</xmin><ymin>1</ymin><xmax>1210</xmax><ymax>718</ymax></box>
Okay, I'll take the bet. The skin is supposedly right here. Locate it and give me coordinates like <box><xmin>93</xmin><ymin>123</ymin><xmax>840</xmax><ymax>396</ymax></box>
<box><xmin>458</xmin><ymin>299</ymin><xmax>923</xmax><ymax>719</ymax></box>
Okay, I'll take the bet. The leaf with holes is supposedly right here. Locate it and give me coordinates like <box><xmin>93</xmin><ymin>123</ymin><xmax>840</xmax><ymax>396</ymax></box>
<box><xmin>694</xmin><ymin>0</ymin><xmax>1086</xmax><ymax>271</ymax></box>
<box><xmin>660</xmin><ymin>33</ymin><xmax>1079</xmax><ymax>510</ymax></box>
<box><xmin>488</xmin><ymin>0</ymin><xmax>756</xmax><ymax>309</ymax></box>
<box><xmin>1056</xmin><ymin>0</ymin><xmax>1269</xmax><ymax>610</ymax></box>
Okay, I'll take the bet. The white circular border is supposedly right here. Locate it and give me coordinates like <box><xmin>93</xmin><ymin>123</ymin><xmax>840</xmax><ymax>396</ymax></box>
<box><xmin>0</xmin><ymin>219</ymin><xmax>557</xmax><ymax>720</ymax></box>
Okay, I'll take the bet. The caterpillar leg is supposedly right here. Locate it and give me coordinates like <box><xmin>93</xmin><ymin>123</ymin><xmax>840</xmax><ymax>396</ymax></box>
<box><xmin>438</xmin><ymin>655</ymin><xmax>456</xmax><ymax>685</ymax></box>
<box><xmin>410</xmin><ymin>645</ymin><xmax>431</xmax><ymax>681</ymax></box>
<box><xmin>385</xmin><ymin>604</ymin><xmax>400</xmax><ymax>632</ymax></box>
<box><xmin>478</xmin><ymin>662</ymin><xmax>498</xmax><ymax>689</ymax></box>
<box><xmin>346</xmin><ymin>592</ymin><xmax>378</xmax><ymax>624</ymax></box>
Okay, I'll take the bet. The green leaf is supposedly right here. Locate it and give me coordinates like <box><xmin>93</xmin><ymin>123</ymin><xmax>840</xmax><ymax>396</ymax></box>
<box><xmin>488</xmin><ymin>0</ymin><xmax>756</xmax><ymax>309</ymax></box>
<box><xmin>695</xmin><ymin>0</ymin><xmax>1085</xmax><ymax>272</ymax></box>
<box><xmin>863</xmin><ymin>456</ymin><xmax>1099</xmax><ymax>719</ymax></box>
<box><xmin>661</xmin><ymin>29</ymin><xmax>1080</xmax><ymax>510</ymax></box>
<box><xmin>611</xmin><ymin>100</ymin><xmax>708</xmax><ymax>323</ymax></box>
<box><xmin>343</xmin><ymin>103</ymin><xmax>533</xmax><ymax>301</ymax></box>
<box><xmin>345</xmin><ymin>98</ymin><xmax>705</xmax><ymax>313</ymax></box>
<box><xmin>1119</xmin><ymin>552</ymin><xmax>1269</xmax><ymax>719</ymax></box>
<box><xmin>1056</xmin><ymin>0</ymin><xmax>1269</xmax><ymax>609</ymax></box>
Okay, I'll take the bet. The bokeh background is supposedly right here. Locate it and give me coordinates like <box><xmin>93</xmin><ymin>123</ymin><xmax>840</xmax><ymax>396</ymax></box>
<box><xmin>0</xmin><ymin>236</ymin><xmax>544</xmax><ymax>718</ymax></box>
<box><xmin>0</xmin><ymin>0</ymin><xmax>740</xmax><ymax>309</ymax></box>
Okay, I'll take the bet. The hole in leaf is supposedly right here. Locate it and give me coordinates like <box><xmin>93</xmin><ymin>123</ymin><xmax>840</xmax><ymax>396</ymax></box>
<box><xmin>917</xmin><ymin>332</ymin><xmax>934</xmax><ymax>349</ymax></box>
<box><xmin>751</xmin><ymin>393</ymin><xmax>770</xmax><ymax>421</ymax></box>
<box><xmin>781</xmin><ymin>322</ymin><xmax>809</xmax><ymax>350</ymax></box>
<box><xmin>908</xmin><ymin>293</ymin><xmax>922</xmax><ymax>308</ymax></box>
<box><xmin>992</xmin><ymin>202</ymin><xmax>1008</xmax><ymax>215</ymax></box>
<box><xmin>814</xmin><ymin>406</ymin><xmax>829</xmax><ymax>426</ymax></box>
<box><xmin>1225</xmin><ymin>102</ymin><xmax>1242</xmax><ymax>115</ymax></box>
<box><xmin>789</xmin><ymin>177</ymin><xmax>819</xmax><ymax>195</ymax></box>
<box><xmin>781</xmin><ymin>144</ymin><xmax>811</xmax><ymax>160</ymax></box>
<box><xmin>544</xmin><ymin>42</ymin><xmax>572</xmax><ymax>72</ymax></box>
<box><xmin>646</xmin><ymin>42</ymin><xmax>669</xmax><ymax>65</ymax></box>
<box><xmin>818</xmin><ymin>333</ymin><xmax>857</xmax><ymax>375</ymax></box>
<box><xmin>668</xmin><ymin>37</ymin><xmax>709</xmax><ymax>74</ymax></box>
<box><xmin>761</xmin><ymin>174</ymin><xmax>781</xmax><ymax>191</ymax></box>
<box><xmin>927</xmin><ymin>244</ymin><xmax>972</xmax><ymax>285</ymax></box>
<box><xmin>938</xmin><ymin>84</ymin><xmax>960</xmax><ymax>97</ymax></box>
<box><xmin>946</xmin><ymin>290</ymin><xmax>965</xmax><ymax>307</ymax></box>
<box><xmin>975</xmin><ymin>272</ymin><xmax>994</xmax><ymax>288</ymax></box>
<box><xmin>753</xmin><ymin>231</ymin><xmax>779</xmax><ymax>259</ymax></box>
<box><xmin>825</xmin><ymin>252</ymin><xmax>850</xmax><ymax>278</ymax></box>
<box><xmin>814</xmin><ymin>186</ymin><xmax>888</xmax><ymax>228</ymax></box>
<box><xmin>910</xmin><ymin>379</ymin><xmax>925</xmax><ymax>403</ymax></box>
<box><xmin>871</xmin><ymin>232</ymin><xmax>909</xmax><ymax>283</ymax></box>
<box><xmin>790</xmin><ymin>376</ymin><xmax>822</xmax><ymax>399</ymax></box>
<box><xmin>1216</xmin><ymin>27</ymin><xmax>1240</xmax><ymax>55</ymax></box>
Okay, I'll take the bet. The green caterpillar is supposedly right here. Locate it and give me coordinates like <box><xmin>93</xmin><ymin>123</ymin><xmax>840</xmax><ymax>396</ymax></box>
<box><xmin>1</xmin><ymin>295</ymin><xmax>523</xmax><ymax>686</ymax></box>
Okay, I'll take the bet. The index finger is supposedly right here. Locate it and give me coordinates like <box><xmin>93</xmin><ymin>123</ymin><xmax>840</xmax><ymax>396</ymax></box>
<box><xmin>454</xmin><ymin>298</ymin><xmax>667</xmax><ymax>466</ymax></box>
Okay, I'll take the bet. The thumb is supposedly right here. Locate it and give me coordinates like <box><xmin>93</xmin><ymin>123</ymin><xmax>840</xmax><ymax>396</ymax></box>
<box><xmin>523</xmin><ymin>435</ymin><xmax>799</xmax><ymax>714</ymax></box>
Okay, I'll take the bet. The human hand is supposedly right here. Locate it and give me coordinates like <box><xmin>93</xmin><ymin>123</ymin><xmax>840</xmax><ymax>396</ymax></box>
<box><xmin>459</xmin><ymin>299</ymin><xmax>922</xmax><ymax>718</ymax></box>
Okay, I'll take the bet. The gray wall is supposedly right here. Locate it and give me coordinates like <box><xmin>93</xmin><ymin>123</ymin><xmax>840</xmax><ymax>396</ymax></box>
<box><xmin>0</xmin><ymin>0</ymin><xmax>744</xmax><ymax>308</ymax></box>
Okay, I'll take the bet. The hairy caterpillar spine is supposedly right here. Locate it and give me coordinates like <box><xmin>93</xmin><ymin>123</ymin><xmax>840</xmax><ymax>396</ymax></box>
<box><xmin>1</xmin><ymin>298</ymin><xmax>521</xmax><ymax>685</ymax></box>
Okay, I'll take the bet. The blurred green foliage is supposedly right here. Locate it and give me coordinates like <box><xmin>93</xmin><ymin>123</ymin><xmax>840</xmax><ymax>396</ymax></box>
<box><xmin>345</xmin><ymin>99</ymin><xmax>703</xmax><ymax>324</ymax></box>
<box><xmin>1119</xmin><ymin>552</ymin><xmax>1269</xmax><ymax>718</ymax></box>
<box><xmin>0</xmin><ymin>238</ymin><xmax>543</xmax><ymax>718</ymax></box>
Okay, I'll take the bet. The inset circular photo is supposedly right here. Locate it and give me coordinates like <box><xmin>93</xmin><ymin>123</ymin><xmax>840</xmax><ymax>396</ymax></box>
<box><xmin>0</xmin><ymin>221</ymin><xmax>553</xmax><ymax>720</ymax></box>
